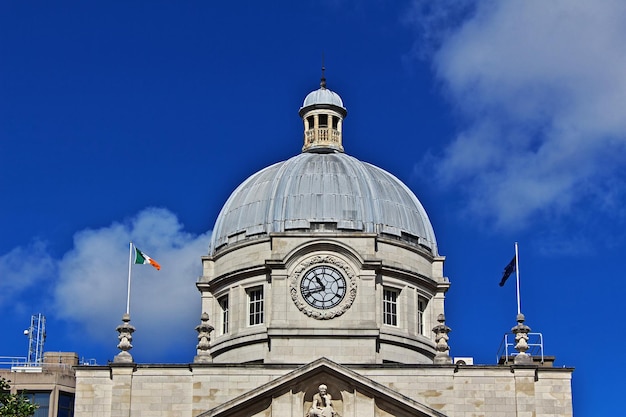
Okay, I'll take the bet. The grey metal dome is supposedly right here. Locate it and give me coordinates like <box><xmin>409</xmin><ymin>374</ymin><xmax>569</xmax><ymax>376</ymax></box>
<box><xmin>209</xmin><ymin>151</ymin><xmax>438</xmax><ymax>255</ymax></box>
<box><xmin>302</xmin><ymin>87</ymin><xmax>344</xmax><ymax>108</ymax></box>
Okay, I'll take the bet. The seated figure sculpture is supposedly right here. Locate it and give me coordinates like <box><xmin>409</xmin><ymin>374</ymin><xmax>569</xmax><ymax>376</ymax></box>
<box><xmin>309</xmin><ymin>384</ymin><xmax>336</xmax><ymax>417</ymax></box>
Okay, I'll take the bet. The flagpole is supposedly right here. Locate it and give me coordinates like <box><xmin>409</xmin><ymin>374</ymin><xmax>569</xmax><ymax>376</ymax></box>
<box><xmin>515</xmin><ymin>242</ymin><xmax>521</xmax><ymax>315</ymax></box>
<box><xmin>126</xmin><ymin>242</ymin><xmax>133</xmax><ymax>315</ymax></box>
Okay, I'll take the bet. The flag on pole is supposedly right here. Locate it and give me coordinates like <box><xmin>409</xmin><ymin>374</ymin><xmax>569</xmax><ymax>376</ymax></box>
<box><xmin>134</xmin><ymin>247</ymin><xmax>161</xmax><ymax>270</ymax></box>
<box><xmin>499</xmin><ymin>256</ymin><xmax>516</xmax><ymax>287</ymax></box>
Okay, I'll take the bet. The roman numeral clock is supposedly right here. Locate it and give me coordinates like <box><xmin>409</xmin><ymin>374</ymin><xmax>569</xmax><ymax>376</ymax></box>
<box><xmin>300</xmin><ymin>265</ymin><xmax>346</xmax><ymax>309</ymax></box>
<box><xmin>290</xmin><ymin>255</ymin><xmax>357</xmax><ymax>319</ymax></box>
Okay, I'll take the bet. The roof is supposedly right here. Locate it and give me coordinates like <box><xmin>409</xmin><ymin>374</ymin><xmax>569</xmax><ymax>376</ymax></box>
<box><xmin>209</xmin><ymin>151</ymin><xmax>437</xmax><ymax>255</ymax></box>
<box><xmin>301</xmin><ymin>87</ymin><xmax>344</xmax><ymax>108</ymax></box>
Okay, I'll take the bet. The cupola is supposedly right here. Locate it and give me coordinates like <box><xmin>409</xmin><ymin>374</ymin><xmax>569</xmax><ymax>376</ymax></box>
<box><xmin>299</xmin><ymin>70</ymin><xmax>347</xmax><ymax>153</ymax></box>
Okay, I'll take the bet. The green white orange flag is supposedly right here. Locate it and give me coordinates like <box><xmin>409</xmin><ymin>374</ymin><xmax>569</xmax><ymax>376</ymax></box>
<box><xmin>134</xmin><ymin>247</ymin><xmax>161</xmax><ymax>270</ymax></box>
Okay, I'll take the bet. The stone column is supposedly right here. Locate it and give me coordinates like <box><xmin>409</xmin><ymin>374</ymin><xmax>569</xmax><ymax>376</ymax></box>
<box><xmin>511</xmin><ymin>313</ymin><xmax>532</xmax><ymax>365</ymax></box>
<box><xmin>110</xmin><ymin>364</ymin><xmax>134</xmax><ymax>417</ymax></box>
<box><xmin>194</xmin><ymin>312</ymin><xmax>214</xmax><ymax>363</ymax></box>
<box><xmin>432</xmin><ymin>313</ymin><xmax>452</xmax><ymax>364</ymax></box>
<box><xmin>114</xmin><ymin>313</ymin><xmax>135</xmax><ymax>364</ymax></box>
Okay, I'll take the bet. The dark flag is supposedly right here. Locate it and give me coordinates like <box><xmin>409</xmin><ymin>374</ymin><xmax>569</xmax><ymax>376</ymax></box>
<box><xmin>499</xmin><ymin>256</ymin><xmax>516</xmax><ymax>287</ymax></box>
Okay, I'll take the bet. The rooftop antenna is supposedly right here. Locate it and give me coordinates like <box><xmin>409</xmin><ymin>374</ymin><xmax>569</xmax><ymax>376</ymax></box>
<box><xmin>23</xmin><ymin>313</ymin><xmax>46</xmax><ymax>365</ymax></box>
<box><xmin>320</xmin><ymin>53</ymin><xmax>326</xmax><ymax>89</ymax></box>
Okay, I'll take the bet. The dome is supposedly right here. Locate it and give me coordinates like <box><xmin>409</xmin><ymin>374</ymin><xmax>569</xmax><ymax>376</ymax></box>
<box><xmin>302</xmin><ymin>87</ymin><xmax>344</xmax><ymax>108</ymax></box>
<box><xmin>209</xmin><ymin>151</ymin><xmax>438</xmax><ymax>256</ymax></box>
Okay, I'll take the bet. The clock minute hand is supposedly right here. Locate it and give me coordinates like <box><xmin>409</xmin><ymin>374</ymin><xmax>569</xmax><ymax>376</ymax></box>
<box><xmin>315</xmin><ymin>277</ymin><xmax>325</xmax><ymax>290</ymax></box>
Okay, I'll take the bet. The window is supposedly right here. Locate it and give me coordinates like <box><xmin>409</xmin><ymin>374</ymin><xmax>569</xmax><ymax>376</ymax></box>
<box><xmin>318</xmin><ymin>114</ymin><xmax>328</xmax><ymax>128</ymax></box>
<box><xmin>248</xmin><ymin>287</ymin><xmax>264</xmax><ymax>326</ymax></box>
<box><xmin>418</xmin><ymin>296</ymin><xmax>428</xmax><ymax>335</ymax></box>
<box><xmin>219</xmin><ymin>295</ymin><xmax>229</xmax><ymax>334</ymax></box>
<box><xmin>20</xmin><ymin>391</ymin><xmax>50</xmax><ymax>417</ymax></box>
<box><xmin>307</xmin><ymin>116</ymin><xmax>315</xmax><ymax>130</ymax></box>
<box><xmin>332</xmin><ymin>116</ymin><xmax>338</xmax><ymax>130</ymax></box>
<box><xmin>383</xmin><ymin>288</ymin><xmax>398</xmax><ymax>326</ymax></box>
<box><xmin>58</xmin><ymin>392</ymin><xmax>75</xmax><ymax>417</ymax></box>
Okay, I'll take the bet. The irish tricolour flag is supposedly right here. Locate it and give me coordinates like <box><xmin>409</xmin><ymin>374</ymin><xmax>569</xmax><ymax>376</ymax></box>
<box><xmin>134</xmin><ymin>247</ymin><xmax>161</xmax><ymax>270</ymax></box>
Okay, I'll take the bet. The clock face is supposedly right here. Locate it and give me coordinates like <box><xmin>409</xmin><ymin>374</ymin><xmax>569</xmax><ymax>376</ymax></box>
<box><xmin>300</xmin><ymin>265</ymin><xmax>347</xmax><ymax>309</ymax></box>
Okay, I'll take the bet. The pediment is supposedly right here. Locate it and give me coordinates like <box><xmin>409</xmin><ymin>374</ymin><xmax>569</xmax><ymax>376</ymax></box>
<box><xmin>197</xmin><ymin>358</ymin><xmax>447</xmax><ymax>417</ymax></box>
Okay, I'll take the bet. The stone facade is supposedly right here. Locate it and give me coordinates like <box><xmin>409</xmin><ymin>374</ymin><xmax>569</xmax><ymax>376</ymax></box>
<box><xmin>74</xmin><ymin>79</ymin><xmax>574</xmax><ymax>416</ymax></box>
<box><xmin>198</xmin><ymin>234</ymin><xmax>447</xmax><ymax>365</ymax></box>
<box><xmin>75</xmin><ymin>359</ymin><xmax>573</xmax><ymax>417</ymax></box>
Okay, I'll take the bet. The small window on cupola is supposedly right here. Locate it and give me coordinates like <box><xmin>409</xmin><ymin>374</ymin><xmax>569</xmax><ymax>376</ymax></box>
<box><xmin>319</xmin><ymin>114</ymin><xmax>328</xmax><ymax>128</ymax></box>
<box><xmin>307</xmin><ymin>116</ymin><xmax>315</xmax><ymax>130</ymax></box>
<box><xmin>332</xmin><ymin>116</ymin><xmax>338</xmax><ymax>130</ymax></box>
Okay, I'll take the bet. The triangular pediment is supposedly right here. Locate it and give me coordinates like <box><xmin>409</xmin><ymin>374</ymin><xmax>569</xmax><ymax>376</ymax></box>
<box><xmin>197</xmin><ymin>358</ymin><xmax>447</xmax><ymax>417</ymax></box>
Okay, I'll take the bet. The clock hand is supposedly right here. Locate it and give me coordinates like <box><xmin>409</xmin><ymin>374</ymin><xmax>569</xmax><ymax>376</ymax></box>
<box><xmin>302</xmin><ymin>286</ymin><xmax>324</xmax><ymax>296</ymax></box>
<box><xmin>315</xmin><ymin>277</ymin><xmax>325</xmax><ymax>290</ymax></box>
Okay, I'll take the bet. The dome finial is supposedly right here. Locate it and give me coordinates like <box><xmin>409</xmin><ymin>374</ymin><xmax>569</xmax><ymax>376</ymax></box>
<box><xmin>320</xmin><ymin>53</ymin><xmax>326</xmax><ymax>89</ymax></box>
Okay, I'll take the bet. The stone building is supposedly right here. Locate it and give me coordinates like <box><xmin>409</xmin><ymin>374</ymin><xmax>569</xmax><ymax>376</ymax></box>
<box><xmin>1</xmin><ymin>352</ymin><xmax>78</xmax><ymax>417</ymax></box>
<box><xmin>74</xmin><ymin>77</ymin><xmax>573</xmax><ymax>417</ymax></box>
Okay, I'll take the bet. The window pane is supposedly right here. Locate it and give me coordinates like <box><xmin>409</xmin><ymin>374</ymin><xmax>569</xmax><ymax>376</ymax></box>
<box><xmin>248</xmin><ymin>288</ymin><xmax>264</xmax><ymax>326</ymax></box>
<box><xmin>383</xmin><ymin>289</ymin><xmax>398</xmax><ymax>326</ymax></box>
<box><xmin>418</xmin><ymin>297</ymin><xmax>427</xmax><ymax>335</ymax></box>
<box><xmin>20</xmin><ymin>392</ymin><xmax>50</xmax><ymax>417</ymax></box>
<box><xmin>219</xmin><ymin>296</ymin><xmax>229</xmax><ymax>334</ymax></box>
<box><xmin>58</xmin><ymin>392</ymin><xmax>75</xmax><ymax>417</ymax></box>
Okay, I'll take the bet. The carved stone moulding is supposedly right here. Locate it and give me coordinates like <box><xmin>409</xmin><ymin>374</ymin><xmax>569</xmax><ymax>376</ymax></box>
<box><xmin>289</xmin><ymin>255</ymin><xmax>357</xmax><ymax>320</ymax></box>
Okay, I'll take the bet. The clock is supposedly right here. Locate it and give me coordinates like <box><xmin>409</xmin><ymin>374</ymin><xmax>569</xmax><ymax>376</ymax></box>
<box><xmin>290</xmin><ymin>255</ymin><xmax>357</xmax><ymax>320</ymax></box>
<box><xmin>299</xmin><ymin>265</ymin><xmax>347</xmax><ymax>309</ymax></box>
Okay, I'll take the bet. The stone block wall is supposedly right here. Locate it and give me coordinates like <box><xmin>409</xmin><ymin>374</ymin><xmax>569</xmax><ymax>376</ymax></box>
<box><xmin>74</xmin><ymin>363</ymin><xmax>573</xmax><ymax>417</ymax></box>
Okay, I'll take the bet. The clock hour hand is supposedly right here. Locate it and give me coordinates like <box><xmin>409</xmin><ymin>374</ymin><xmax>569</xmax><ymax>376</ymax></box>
<box><xmin>302</xmin><ymin>286</ymin><xmax>324</xmax><ymax>296</ymax></box>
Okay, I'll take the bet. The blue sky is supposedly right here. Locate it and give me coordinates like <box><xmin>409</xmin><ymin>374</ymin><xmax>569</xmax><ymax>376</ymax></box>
<box><xmin>1</xmin><ymin>1</ymin><xmax>625</xmax><ymax>415</ymax></box>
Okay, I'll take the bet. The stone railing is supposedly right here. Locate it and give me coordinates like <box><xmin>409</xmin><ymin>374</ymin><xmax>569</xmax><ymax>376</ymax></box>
<box><xmin>305</xmin><ymin>128</ymin><xmax>341</xmax><ymax>146</ymax></box>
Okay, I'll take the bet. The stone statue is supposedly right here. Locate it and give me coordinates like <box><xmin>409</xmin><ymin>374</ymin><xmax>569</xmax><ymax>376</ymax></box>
<box><xmin>309</xmin><ymin>384</ymin><xmax>336</xmax><ymax>417</ymax></box>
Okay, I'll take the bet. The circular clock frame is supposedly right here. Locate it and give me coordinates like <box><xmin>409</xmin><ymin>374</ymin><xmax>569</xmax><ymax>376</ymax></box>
<box><xmin>300</xmin><ymin>265</ymin><xmax>346</xmax><ymax>309</ymax></box>
<box><xmin>290</xmin><ymin>255</ymin><xmax>357</xmax><ymax>320</ymax></box>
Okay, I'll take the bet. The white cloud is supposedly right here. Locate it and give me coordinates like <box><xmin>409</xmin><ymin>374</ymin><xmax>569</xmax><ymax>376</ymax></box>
<box><xmin>403</xmin><ymin>0</ymin><xmax>475</xmax><ymax>59</ymax></box>
<box><xmin>0</xmin><ymin>208</ymin><xmax>211</xmax><ymax>362</ymax></box>
<box><xmin>52</xmin><ymin>207</ymin><xmax>211</xmax><ymax>361</ymax></box>
<box><xmin>0</xmin><ymin>240</ymin><xmax>55</xmax><ymax>309</ymax></box>
<box><xmin>414</xmin><ymin>0</ymin><xmax>626</xmax><ymax>230</ymax></box>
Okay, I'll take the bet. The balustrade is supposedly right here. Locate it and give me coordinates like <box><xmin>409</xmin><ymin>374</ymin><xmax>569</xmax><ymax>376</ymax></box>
<box><xmin>305</xmin><ymin>128</ymin><xmax>340</xmax><ymax>146</ymax></box>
